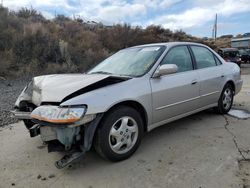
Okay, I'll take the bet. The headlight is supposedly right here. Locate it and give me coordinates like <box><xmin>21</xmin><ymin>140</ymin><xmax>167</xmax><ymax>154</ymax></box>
<box><xmin>31</xmin><ymin>105</ymin><xmax>86</xmax><ymax>124</ymax></box>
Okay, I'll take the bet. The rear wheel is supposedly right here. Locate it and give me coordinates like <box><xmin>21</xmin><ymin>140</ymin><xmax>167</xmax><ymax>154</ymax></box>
<box><xmin>94</xmin><ymin>106</ymin><xmax>143</xmax><ymax>161</ymax></box>
<box><xmin>215</xmin><ymin>83</ymin><xmax>234</xmax><ymax>114</ymax></box>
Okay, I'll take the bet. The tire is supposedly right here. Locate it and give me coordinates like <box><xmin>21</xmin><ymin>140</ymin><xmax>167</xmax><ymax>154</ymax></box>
<box><xmin>215</xmin><ymin>83</ymin><xmax>234</xmax><ymax>114</ymax></box>
<box><xmin>94</xmin><ymin>106</ymin><xmax>143</xmax><ymax>162</ymax></box>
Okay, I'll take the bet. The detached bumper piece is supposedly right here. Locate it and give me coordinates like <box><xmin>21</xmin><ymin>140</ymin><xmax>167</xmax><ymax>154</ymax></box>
<box><xmin>55</xmin><ymin>149</ymin><xmax>86</xmax><ymax>169</ymax></box>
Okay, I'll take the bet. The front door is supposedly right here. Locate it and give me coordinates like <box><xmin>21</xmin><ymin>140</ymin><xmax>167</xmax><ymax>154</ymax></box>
<box><xmin>150</xmin><ymin>46</ymin><xmax>200</xmax><ymax>125</ymax></box>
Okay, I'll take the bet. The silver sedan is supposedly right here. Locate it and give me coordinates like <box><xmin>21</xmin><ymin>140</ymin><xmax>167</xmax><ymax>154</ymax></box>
<box><xmin>14</xmin><ymin>42</ymin><xmax>243</xmax><ymax>168</ymax></box>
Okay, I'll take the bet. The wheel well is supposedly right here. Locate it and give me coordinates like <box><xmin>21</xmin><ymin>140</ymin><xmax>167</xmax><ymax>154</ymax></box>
<box><xmin>226</xmin><ymin>80</ymin><xmax>235</xmax><ymax>93</ymax></box>
<box><xmin>106</xmin><ymin>101</ymin><xmax>148</xmax><ymax>132</ymax></box>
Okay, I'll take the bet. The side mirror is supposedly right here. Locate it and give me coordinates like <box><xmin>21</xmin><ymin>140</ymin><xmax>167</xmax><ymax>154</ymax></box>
<box><xmin>153</xmin><ymin>64</ymin><xmax>178</xmax><ymax>78</ymax></box>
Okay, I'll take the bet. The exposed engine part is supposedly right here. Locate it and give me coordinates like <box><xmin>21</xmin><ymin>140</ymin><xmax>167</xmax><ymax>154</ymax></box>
<box><xmin>29</xmin><ymin>124</ymin><xmax>40</xmax><ymax>137</ymax></box>
<box><xmin>18</xmin><ymin>101</ymin><xmax>36</xmax><ymax>129</ymax></box>
<box><xmin>48</xmin><ymin>140</ymin><xmax>65</xmax><ymax>152</ymax></box>
<box><xmin>40</xmin><ymin>126</ymin><xmax>81</xmax><ymax>151</ymax></box>
<box><xmin>54</xmin><ymin>114</ymin><xmax>103</xmax><ymax>169</ymax></box>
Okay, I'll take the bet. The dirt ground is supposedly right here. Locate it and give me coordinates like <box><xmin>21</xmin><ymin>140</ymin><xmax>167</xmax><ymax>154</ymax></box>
<box><xmin>0</xmin><ymin>66</ymin><xmax>250</xmax><ymax>188</ymax></box>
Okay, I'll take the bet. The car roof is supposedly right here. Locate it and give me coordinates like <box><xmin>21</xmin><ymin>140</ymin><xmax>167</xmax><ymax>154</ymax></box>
<box><xmin>129</xmin><ymin>42</ymin><xmax>208</xmax><ymax>49</ymax></box>
<box><xmin>219</xmin><ymin>48</ymin><xmax>239</xmax><ymax>52</ymax></box>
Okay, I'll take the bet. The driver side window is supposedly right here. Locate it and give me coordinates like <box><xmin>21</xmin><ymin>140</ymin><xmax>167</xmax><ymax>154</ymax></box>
<box><xmin>161</xmin><ymin>46</ymin><xmax>193</xmax><ymax>73</ymax></box>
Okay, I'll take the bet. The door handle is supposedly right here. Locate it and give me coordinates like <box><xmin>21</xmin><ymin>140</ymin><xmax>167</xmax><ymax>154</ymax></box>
<box><xmin>221</xmin><ymin>75</ymin><xmax>225</xmax><ymax>78</ymax></box>
<box><xmin>191</xmin><ymin>80</ymin><xmax>198</xmax><ymax>85</ymax></box>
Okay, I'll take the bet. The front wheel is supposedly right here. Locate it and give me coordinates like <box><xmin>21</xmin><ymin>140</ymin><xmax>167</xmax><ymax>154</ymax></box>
<box><xmin>216</xmin><ymin>83</ymin><xmax>234</xmax><ymax>114</ymax></box>
<box><xmin>94</xmin><ymin>106</ymin><xmax>143</xmax><ymax>161</ymax></box>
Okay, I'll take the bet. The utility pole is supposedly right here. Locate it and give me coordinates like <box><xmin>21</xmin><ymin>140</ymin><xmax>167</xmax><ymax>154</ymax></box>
<box><xmin>212</xmin><ymin>14</ymin><xmax>218</xmax><ymax>41</ymax></box>
<box><xmin>212</xmin><ymin>27</ymin><xmax>214</xmax><ymax>39</ymax></box>
<box><xmin>214</xmin><ymin>13</ymin><xmax>217</xmax><ymax>41</ymax></box>
<box><xmin>1</xmin><ymin>0</ymin><xmax>3</xmax><ymax>7</ymax></box>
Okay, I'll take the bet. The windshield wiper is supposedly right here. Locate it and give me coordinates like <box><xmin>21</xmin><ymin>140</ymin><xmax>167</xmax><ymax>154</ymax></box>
<box><xmin>90</xmin><ymin>71</ymin><xmax>112</xmax><ymax>75</ymax></box>
<box><xmin>89</xmin><ymin>71</ymin><xmax>134</xmax><ymax>78</ymax></box>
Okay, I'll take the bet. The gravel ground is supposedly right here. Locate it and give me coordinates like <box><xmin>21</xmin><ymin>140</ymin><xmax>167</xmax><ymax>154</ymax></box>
<box><xmin>0</xmin><ymin>77</ymin><xmax>30</xmax><ymax>127</ymax></box>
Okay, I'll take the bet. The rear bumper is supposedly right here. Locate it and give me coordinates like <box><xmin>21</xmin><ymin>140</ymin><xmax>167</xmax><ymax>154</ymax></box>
<box><xmin>235</xmin><ymin>79</ymin><xmax>243</xmax><ymax>95</ymax></box>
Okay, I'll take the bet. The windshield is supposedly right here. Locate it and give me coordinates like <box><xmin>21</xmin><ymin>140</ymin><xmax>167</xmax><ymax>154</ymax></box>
<box><xmin>246</xmin><ymin>49</ymin><xmax>250</xmax><ymax>55</ymax></box>
<box><xmin>239</xmin><ymin>49</ymin><xmax>248</xmax><ymax>55</ymax></box>
<box><xmin>88</xmin><ymin>46</ymin><xmax>166</xmax><ymax>77</ymax></box>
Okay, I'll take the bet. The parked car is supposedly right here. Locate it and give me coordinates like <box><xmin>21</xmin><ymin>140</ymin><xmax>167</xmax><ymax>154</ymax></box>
<box><xmin>218</xmin><ymin>48</ymin><xmax>241</xmax><ymax>67</ymax></box>
<box><xmin>239</xmin><ymin>49</ymin><xmax>250</xmax><ymax>63</ymax></box>
<box><xmin>13</xmin><ymin>42</ymin><xmax>242</xmax><ymax>168</ymax></box>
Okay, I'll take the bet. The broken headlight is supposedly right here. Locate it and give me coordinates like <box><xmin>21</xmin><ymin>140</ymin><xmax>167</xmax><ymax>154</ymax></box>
<box><xmin>31</xmin><ymin>105</ymin><xmax>87</xmax><ymax>124</ymax></box>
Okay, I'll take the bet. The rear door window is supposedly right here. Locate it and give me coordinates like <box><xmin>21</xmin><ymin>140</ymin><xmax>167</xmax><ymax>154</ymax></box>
<box><xmin>191</xmin><ymin>46</ymin><xmax>217</xmax><ymax>69</ymax></box>
<box><xmin>214</xmin><ymin>56</ymin><xmax>222</xmax><ymax>65</ymax></box>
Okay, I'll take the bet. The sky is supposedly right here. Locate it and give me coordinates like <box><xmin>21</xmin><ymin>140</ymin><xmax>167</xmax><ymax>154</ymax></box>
<box><xmin>3</xmin><ymin>0</ymin><xmax>250</xmax><ymax>37</ymax></box>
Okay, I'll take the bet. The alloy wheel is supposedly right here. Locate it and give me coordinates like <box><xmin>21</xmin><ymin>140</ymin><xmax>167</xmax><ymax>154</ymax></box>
<box><xmin>222</xmin><ymin>88</ymin><xmax>233</xmax><ymax>110</ymax></box>
<box><xmin>108</xmin><ymin>116</ymin><xmax>139</xmax><ymax>154</ymax></box>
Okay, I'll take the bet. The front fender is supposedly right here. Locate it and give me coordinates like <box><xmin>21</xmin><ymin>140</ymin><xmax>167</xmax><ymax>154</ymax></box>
<box><xmin>60</xmin><ymin>77</ymin><xmax>153</xmax><ymax>125</ymax></box>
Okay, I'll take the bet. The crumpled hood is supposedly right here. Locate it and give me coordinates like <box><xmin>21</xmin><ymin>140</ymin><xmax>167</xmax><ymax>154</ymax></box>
<box><xmin>33</xmin><ymin>74</ymin><xmax>112</xmax><ymax>104</ymax></box>
<box><xmin>17</xmin><ymin>74</ymin><xmax>113</xmax><ymax>106</ymax></box>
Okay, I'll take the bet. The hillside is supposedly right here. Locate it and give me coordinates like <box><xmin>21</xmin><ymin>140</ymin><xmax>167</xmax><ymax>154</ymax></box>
<box><xmin>0</xmin><ymin>6</ymin><xmax>225</xmax><ymax>78</ymax></box>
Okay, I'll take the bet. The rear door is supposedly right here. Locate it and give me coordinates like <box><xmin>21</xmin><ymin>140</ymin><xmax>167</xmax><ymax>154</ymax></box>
<box><xmin>190</xmin><ymin>45</ymin><xmax>224</xmax><ymax>108</ymax></box>
<box><xmin>150</xmin><ymin>45</ymin><xmax>200</xmax><ymax>124</ymax></box>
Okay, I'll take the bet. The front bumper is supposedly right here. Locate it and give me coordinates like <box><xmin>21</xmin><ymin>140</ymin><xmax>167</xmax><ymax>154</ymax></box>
<box><xmin>12</xmin><ymin>110</ymin><xmax>82</xmax><ymax>149</ymax></box>
<box><xmin>13</xmin><ymin>109</ymin><xmax>103</xmax><ymax>168</ymax></box>
<box><xmin>12</xmin><ymin>110</ymin><xmax>31</xmax><ymax>119</ymax></box>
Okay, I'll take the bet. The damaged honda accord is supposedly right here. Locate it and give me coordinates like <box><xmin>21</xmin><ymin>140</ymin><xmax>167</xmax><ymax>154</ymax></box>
<box><xmin>13</xmin><ymin>42</ymin><xmax>243</xmax><ymax>168</ymax></box>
